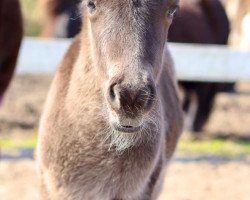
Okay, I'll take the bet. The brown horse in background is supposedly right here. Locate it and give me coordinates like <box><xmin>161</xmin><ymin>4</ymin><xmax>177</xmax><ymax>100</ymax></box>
<box><xmin>0</xmin><ymin>0</ymin><xmax>23</xmax><ymax>106</ymax></box>
<box><xmin>223</xmin><ymin>0</ymin><xmax>250</xmax><ymax>50</ymax></box>
<box><xmin>168</xmin><ymin>0</ymin><xmax>234</xmax><ymax>133</ymax></box>
<box><xmin>40</xmin><ymin>0</ymin><xmax>81</xmax><ymax>38</ymax></box>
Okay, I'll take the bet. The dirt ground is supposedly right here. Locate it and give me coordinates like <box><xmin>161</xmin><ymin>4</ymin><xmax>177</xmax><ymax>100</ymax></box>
<box><xmin>1</xmin><ymin>158</ymin><xmax>250</xmax><ymax>200</ymax></box>
<box><xmin>0</xmin><ymin>74</ymin><xmax>250</xmax><ymax>200</ymax></box>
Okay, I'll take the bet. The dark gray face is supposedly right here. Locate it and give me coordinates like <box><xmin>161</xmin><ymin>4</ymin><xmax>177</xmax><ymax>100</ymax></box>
<box><xmin>83</xmin><ymin>0</ymin><xmax>179</xmax><ymax>133</ymax></box>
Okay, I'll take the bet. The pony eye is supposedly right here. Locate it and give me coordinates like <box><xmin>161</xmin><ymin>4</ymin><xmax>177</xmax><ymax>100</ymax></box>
<box><xmin>87</xmin><ymin>1</ymin><xmax>96</xmax><ymax>12</ymax></box>
<box><xmin>167</xmin><ymin>6</ymin><xmax>178</xmax><ymax>17</ymax></box>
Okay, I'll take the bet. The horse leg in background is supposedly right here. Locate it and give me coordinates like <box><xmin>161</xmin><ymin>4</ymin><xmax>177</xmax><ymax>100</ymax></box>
<box><xmin>182</xmin><ymin>91</ymin><xmax>191</xmax><ymax>113</ymax></box>
<box><xmin>192</xmin><ymin>84</ymin><xmax>217</xmax><ymax>133</ymax></box>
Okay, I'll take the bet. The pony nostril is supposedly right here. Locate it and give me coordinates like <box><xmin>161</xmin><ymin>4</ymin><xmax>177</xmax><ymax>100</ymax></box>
<box><xmin>107</xmin><ymin>81</ymin><xmax>155</xmax><ymax>115</ymax></box>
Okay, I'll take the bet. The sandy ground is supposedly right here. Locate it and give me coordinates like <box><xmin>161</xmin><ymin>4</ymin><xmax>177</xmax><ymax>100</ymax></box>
<box><xmin>0</xmin><ymin>75</ymin><xmax>51</xmax><ymax>138</ymax></box>
<box><xmin>0</xmin><ymin>74</ymin><xmax>250</xmax><ymax>199</ymax></box>
<box><xmin>1</xmin><ymin>158</ymin><xmax>250</xmax><ymax>200</ymax></box>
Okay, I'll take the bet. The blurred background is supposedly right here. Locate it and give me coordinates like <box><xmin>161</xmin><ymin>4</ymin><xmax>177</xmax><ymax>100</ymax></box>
<box><xmin>0</xmin><ymin>0</ymin><xmax>250</xmax><ymax>199</ymax></box>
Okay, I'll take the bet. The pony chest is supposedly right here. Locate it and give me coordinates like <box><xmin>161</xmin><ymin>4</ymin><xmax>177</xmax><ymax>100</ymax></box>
<box><xmin>57</xmin><ymin>147</ymin><xmax>155</xmax><ymax>198</ymax></box>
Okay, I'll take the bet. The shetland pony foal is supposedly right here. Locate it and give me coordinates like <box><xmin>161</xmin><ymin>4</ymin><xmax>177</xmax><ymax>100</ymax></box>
<box><xmin>37</xmin><ymin>0</ymin><xmax>183</xmax><ymax>199</ymax></box>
